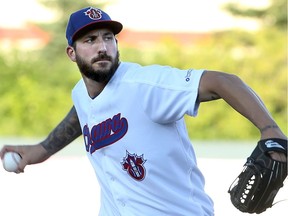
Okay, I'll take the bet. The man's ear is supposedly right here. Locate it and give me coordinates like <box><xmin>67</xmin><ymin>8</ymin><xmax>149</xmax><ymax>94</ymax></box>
<box><xmin>66</xmin><ymin>46</ymin><xmax>76</xmax><ymax>62</ymax></box>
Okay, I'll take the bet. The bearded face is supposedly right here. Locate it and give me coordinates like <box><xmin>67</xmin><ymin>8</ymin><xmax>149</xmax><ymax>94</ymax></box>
<box><xmin>75</xmin><ymin>50</ymin><xmax>120</xmax><ymax>83</ymax></box>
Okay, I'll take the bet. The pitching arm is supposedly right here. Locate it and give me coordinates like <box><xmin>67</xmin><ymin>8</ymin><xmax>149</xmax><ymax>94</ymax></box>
<box><xmin>0</xmin><ymin>106</ymin><xmax>82</xmax><ymax>173</ymax></box>
<box><xmin>40</xmin><ymin>105</ymin><xmax>82</xmax><ymax>155</ymax></box>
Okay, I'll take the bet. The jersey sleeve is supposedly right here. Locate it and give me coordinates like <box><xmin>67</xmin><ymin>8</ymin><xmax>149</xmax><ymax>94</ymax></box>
<box><xmin>124</xmin><ymin>65</ymin><xmax>204</xmax><ymax>124</ymax></box>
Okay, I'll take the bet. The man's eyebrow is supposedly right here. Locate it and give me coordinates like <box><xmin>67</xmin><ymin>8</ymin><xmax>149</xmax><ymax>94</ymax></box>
<box><xmin>79</xmin><ymin>29</ymin><xmax>114</xmax><ymax>40</ymax></box>
<box><xmin>103</xmin><ymin>31</ymin><xmax>114</xmax><ymax>36</ymax></box>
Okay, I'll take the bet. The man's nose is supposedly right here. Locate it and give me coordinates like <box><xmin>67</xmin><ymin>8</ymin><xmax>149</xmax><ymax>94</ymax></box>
<box><xmin>97</xmin><ymin>40</ymin><xmax>107</xmax><ymax>53</ymax></box>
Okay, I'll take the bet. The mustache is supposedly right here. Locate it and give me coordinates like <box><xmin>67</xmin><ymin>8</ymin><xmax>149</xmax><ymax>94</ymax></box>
<box><xmin>91</xmin><ymin>53</ymin><xmax>112</xmax><ymax>63</ymax></box>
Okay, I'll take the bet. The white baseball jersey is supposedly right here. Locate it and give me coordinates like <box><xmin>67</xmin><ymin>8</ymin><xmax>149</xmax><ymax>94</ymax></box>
<box><xmin>72</xmin><ymin>62</ymin><xmax>214</xmax><ymax>216</ymax></box>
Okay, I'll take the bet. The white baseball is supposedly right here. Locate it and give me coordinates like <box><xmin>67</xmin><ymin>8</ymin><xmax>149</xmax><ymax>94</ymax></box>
<box><xmin>2</xmin><ymin>152</ymin><xmax>22</xmax><ymax>172</ymax></box>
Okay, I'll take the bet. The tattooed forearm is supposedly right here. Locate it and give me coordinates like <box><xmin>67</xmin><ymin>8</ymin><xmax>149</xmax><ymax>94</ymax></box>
<box><xmin>41</xmin><ymin>106</ymin><xmax>82</xmax><ymax>155</ymax></box>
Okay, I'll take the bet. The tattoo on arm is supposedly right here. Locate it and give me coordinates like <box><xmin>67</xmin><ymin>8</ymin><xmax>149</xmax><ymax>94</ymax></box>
<box><xmin>41</xmin><ymin>106</ymin><xmax>82</xmax><ymax>155</ymax></box>
<box><xmin>260</xmin><ymin>125</ymin><xmax>279</xmax><ymax>133</ymax></box>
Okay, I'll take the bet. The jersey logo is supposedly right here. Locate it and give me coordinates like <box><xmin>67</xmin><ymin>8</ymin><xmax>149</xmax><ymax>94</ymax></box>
<box><xmin>185</xmin><ymin>69</ymin><xmax>192</xmax><ymax>82</ymax></box>
<box><xmin>84</xmin><ymin>7</ymin><xmax>102</xmax><ymax>20</ymax></box>
<box><xmin>83</xmin><ymin>113</ymin><xmax>128</xmax><ymax>154</ymax></box>
<box><xmin>121</xmin><ymin>151</ymin><xmax>147</xmax><ymax>181</ymax></box>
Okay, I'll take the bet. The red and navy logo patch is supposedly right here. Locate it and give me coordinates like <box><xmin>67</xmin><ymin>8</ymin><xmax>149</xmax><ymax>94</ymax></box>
<box><xmin>83</xmin><ymin>113</ymin><xmax>128</xmax><ymax>154</ymax></box>
<box><xmin>84</xmin><ymin>7</ymin><xmax>102</xmax><ymax>20</ymax></box>
<box><xmin>121</xmin><ymin>151</ymin><xmax>146</xmax><ymax>181</ymax></box>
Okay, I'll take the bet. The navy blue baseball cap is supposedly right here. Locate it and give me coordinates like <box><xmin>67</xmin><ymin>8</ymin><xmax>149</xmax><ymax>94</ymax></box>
<box><xmin>66</xmin><ymin>7</ymin><xmax>123</xmax><ymax>46</ymax></box>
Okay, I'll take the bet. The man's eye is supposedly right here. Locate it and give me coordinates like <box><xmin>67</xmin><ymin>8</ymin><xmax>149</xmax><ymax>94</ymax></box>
<box><xmin>104</xmin><ymin>35</ymin><xmax>113</xmax><ymax>40</ymax></box>
<box><xmin>85</xmin><ymin>37</ymin><xmax>95</xmax><ymax>43</ymax></box>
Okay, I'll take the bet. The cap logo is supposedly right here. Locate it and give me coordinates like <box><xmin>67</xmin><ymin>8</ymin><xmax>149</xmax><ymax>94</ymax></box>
<box><xmin>84</xmin><ymin>7</ymin><xmax>102</xmax><ymax>20</ymax></box>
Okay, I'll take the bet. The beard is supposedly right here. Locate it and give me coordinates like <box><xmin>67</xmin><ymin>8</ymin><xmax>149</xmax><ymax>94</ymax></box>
<box><xmin>75</xmin><ymin>51</ymin><xmax>120</xmax><ymax>83</ymax></box>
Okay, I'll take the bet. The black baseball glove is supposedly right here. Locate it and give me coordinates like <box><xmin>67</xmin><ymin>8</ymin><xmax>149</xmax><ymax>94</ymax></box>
<box><xmin>228</xmin><ymin>138</ymin><xmax>287</xmax><ymax>214</ymax></box>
